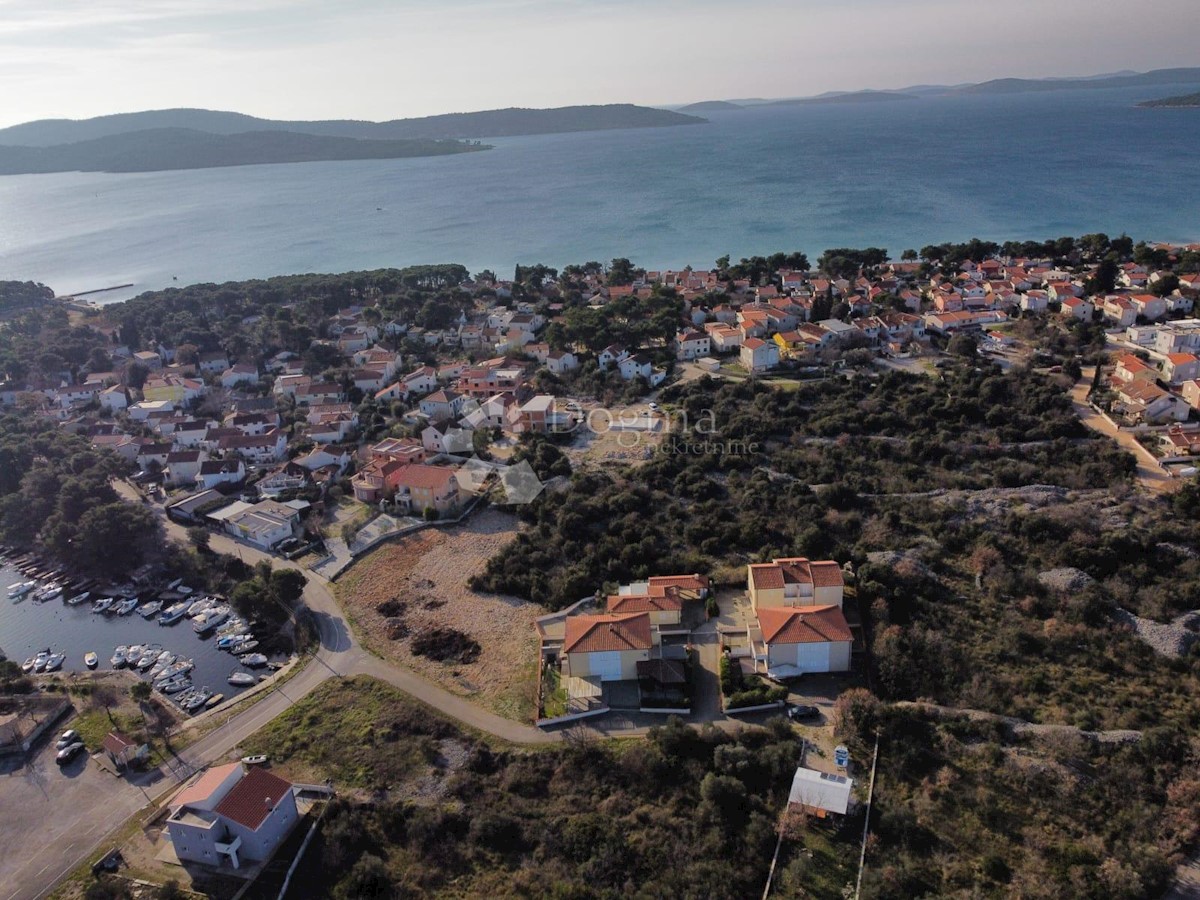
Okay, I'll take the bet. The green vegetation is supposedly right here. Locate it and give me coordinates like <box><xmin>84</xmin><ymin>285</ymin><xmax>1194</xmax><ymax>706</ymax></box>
<box><xmin>719</xmin><ymin>654</ymin><xmax>787</xmax><ymax>709</ymax></box>
<box><xmin>244</xmin><ymin>677</ymin><xmax>802</xmax><ymax>898</ymax></box>
<box><xmin>473</xmin><ymin>365</ymin><xmax>1134</xmax><ymax>609</ymax></box>
<box><xmin>0</xmin><ymin>415</ymin><xmax>162</xmax><ymax>579</ymax></box>
<box><xmin>1138</xmin><ymin>90</ymin><xmax>1200</xmax><ymax>108</ymax></box>
<box><xmin>0</xmin><ymin>280</ymin><xmax>54</xmax><ymax>312</ymax></box>
<box><xmin>0</xmin><ymin>129</ymin><xmax>487</xmax><ymax>176</ymax></box>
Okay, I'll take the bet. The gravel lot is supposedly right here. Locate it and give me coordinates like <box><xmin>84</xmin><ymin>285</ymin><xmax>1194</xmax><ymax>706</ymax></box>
<box><xmin>335</xmin><ymin>509</ymin><xmax>540</xmax><ymax>722</ymax></box>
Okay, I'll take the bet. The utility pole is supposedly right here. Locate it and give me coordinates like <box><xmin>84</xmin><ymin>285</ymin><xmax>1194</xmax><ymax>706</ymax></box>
<box><xmin>855</xmin><ymin>732</ymin><xmax>881</xmax><ymax>900</ymax></box>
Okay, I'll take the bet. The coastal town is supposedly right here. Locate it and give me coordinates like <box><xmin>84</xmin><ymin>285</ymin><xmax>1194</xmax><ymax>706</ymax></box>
<box><xmin>2</xmin><ymin>234</ymin><xmax>1200</xmax><ymax>898</ymax></box>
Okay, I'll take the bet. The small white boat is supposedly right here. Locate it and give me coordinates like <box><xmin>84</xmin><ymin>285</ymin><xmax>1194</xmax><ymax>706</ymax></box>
<box><xmin>182</xmin><ymin>688</ymin><xmax>211</xmax><ymax>712</ymax></box>
<box><xmin>31</xmin><ymin>650</ymin><xmax>51</xmax><ymax>672</ymax></box>
<box><xmin>135</xmin><ymin>646</ymin><xmax>163</xmax><ymax>670</ymax></box>
<box><xmin>233</xmin><ymin>640</ymin><xmax>259</xmax><ymax>654</ymax></box>
<box><xmin>43</xmin><ymin>651</ymin><xmax>65</xmax><ymax>672</ymax></box>
<box><xmin>110</xmin><ymin>645</ymin><xmax>128</xmax><ymax>668</ymax></box>
<box><xmin>138</xmin><ymin>600</ymin><xmax>163</xmax><ymax>618</ymax></box>
<box><xmin>205</xmin><ymin>693</ymin><xmax>225</xmax><ymax>709</ymax></box>
<box><xmin>66</xmin><ymin>591</ymin><xmax>90</xmax><ymax>606</ymax></box>
<box><xmin>227</xmin><ymin>671</ymin><xmax>256</xmax><ymax>686</ymax></box>
<box><xmin>158</xmin><ymin>602</ymin><xmax>189</xmax><ymax>625</ymax></box>
<box><xmin>241</xmin><ymin>754</ymin><xmax>269</xmax><ymax>766</ymax></box>
<box><xmin>115</xmin><ymin>597</ymin><xmax>139</xmax><ymax>616</ymax></box>
<box><xmin>149</xmin><ymin>652</ymin><xmax>176</xmax><ymax>677</ymax></box>
<box><xmin>37</xmin><ymin>584</ymin><xmax>64</xmax><ymax>601</ymax></box>
<box><xmin>84</xmin><ymin>652</ymin><xmax>98</xmax><ymax>669</ymax></box>
<box><xmin>240</xmin><ymin>653</ymin><xmax>268</xmax><ymax>668</ymax></box>
<box><xmin>21</xmin><ymin>657</ymin><xmax>35</xmax><ymax>673</ymax></box>
<box><xmin>8</xmin><ymin>581</ymin><xmax>36</xmax><ymax>599</ymax></box>
<box><xmin>160</xmin><ymin>678</ymin><xmax>192</xmax><ymax>695</ymax></box>
<box><xmin>154</xmin><ymin>659</ymin><xmax>194</xmax><ymax>684</ymax></box>
<box><xmin>91</xmin><ymin>597</ymin><xmax>113</xmax><ymax>614</ymax></box>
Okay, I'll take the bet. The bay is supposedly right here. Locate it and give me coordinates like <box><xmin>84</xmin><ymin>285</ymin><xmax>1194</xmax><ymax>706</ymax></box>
<box><xmin>0</xmin><ymin>84</ymin><xmax>1197</xmax><ymax>303</ymax></box>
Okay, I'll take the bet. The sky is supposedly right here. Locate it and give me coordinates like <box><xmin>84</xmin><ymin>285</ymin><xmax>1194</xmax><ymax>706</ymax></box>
<box><xmin>0</xmin><ymin>0</ymin><xmax>1197</xmax><ymax>127</ymax></box>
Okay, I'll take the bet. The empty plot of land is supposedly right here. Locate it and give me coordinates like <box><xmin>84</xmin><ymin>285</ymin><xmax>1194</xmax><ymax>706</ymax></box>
<box><xmin>335</xmin><ymin>509</ymin><xmax>540</xmax><ymax>722</ymax></box>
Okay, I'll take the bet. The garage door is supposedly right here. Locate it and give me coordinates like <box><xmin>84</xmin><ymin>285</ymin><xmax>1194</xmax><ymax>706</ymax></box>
<box><xmin>590</xmin><ymin>651</ymin><xmax>624</xmax><ymax>682</ymax></box>
<box><xmin>797</xmin><ymin>642</ymin><xmax>833</xmax><ymax>673</ymax></box>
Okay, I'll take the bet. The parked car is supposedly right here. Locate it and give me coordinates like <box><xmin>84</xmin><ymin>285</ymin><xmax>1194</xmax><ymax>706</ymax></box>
<box><xmin>648</xmin><ymin>401</ymin><xmax>660</xmax><ymax>411</ymax></box>
<box><xmin>56</xmin><ymin>741</ymin><xmax>86</xmax><ymax>765</ymax></box>
<box><xmin>55</xmin><ymin>729</ymin><xmax>79</xmax><ymax>750</ymax></box>
<box><xmin>786</xmin><ymin>704</ymin><xmax>820</xmax><ymax>721</ymax></box>
<box><xmin>91</xmin><ymin>849</ymin><xmax>122</xmax><ymax>876</ymax></box>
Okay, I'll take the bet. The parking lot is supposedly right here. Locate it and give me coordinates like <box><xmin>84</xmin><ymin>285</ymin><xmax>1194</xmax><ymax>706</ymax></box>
<box><xmin>0</xmin><ymin>723</ymin><xmax>154</xmax><ymax>900</ymax></box>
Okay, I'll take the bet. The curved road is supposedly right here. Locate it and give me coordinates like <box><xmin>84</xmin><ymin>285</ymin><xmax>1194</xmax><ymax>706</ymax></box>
<box><xmin>13</xmin><ymin>487</ymin><xmax>558</xmax><ymax>900</ymax></box>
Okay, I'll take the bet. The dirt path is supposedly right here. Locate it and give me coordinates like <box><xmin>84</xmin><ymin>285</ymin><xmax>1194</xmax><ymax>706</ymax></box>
<box><xmin>894</xmin><ymin>701</ymin><xmax>1142</xmax><ymax>744</ymax></box>
<box><xmin>1070</xmin><ymin>367</ymin><xmax>1179</xmax><ymax>496</ymax></box>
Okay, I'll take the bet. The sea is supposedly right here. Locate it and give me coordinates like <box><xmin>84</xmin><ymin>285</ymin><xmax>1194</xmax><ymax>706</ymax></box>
<box><xmin>0</xmin><ymin>85</ymin><xmax>1198</xmax><ymax>304</ymax></box>
<box><xmin>0</xmin><ymin>565</ymin><xmax>274</xmax><ymax>704</ymax></box>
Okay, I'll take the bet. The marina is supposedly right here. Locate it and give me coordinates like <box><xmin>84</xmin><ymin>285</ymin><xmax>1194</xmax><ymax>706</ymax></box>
<box><xmin>0</xmin><ymin>562</ymin><xmax>285</xmax><ymax>711</ymax></box>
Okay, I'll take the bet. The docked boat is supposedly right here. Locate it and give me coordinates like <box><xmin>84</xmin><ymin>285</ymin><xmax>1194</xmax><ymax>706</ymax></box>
<box><xmin>186</xmin><ymin>597</ymin><xmax>215</xmax><ymax>617</ymax></box>
<box><xmin>84</xmin><ymin>652</ymin><xmax>98</xmax><ymax>669</ymax></box>
<box><xmin>233</xmin><ymin>640</ymin><xmax>259</xmax><ymax>655</ymax></box>
<box><xmin>160</xmin><ymin>678</ymin><xmax>192</xmax><ymax>695</ymax></box>
<box><xmin>91</xmin><ymin>597</ymin><xmax>113</xmax><ymax>614</ymax></box>
<box><xmin>43</xmin><ymin>651</ymin><xmax>65</xmax><ymax>672</ymax></box>
<box><xmin>31</xmin><ymin>651</ymin><xmax>51</xmax><ymax>673</ymax></box>
<box><xmin>8</xmin><ymin>581</ymin><xmax>36</xmax><ymax>599</ymax></box>
<box><xmin>21</xmin><ymin>657</ymin><xmax>34</xmax><ymax>673</ymax></box>
<box><xmin>154</xmin><ymin>659</ymin><xmax>194</xmax><ymax>684</ymax></box>
<box><xmin>110</xmin><ymin>645</ymin><xmax>128</xmax><ymax>668</ymax></box>
<box><xmin>115</xmin><ymin>597</ymin><xmax>139</xmax><ymax>616</ymax></box>
<box><xmin>217</xmin><ymin>633</ymin><xmax>251</xmax><ymax>650</ymax></box>
<box><xmin>137</xmin><ymin>600</ymin><xmax>163</xmax><ymax>619</ymax></box>
<box><xmin>135</xmin><ymin>645</ymin><xmax>163</xmax><ymax>670</ymax></box>
<box><xmin>182</xmin><ymin>688</ymin><xmax>212</xmax><ymax>712</ymax></box>
<box><xmin>158</xmin><ymin>602</ymin><xmax>189</xmax><ymax>625</ymax></box>
<box><xmin>240</xmin><ymin>653</ymin><xmax>268</xmax><ymax>668</ymax></box>
<box><xmin>192</xmin><ymin>606</ymin><xmax>230</xmax><ymax>634</ymax></box>
<box><xmin>227</xmin><ymin>671</ymin><xmax>256</xmax><ymax>686</ymax></box>
<box><xmin>204</xmin><ymin>693</ymin><xmax>225</xmax><ymax>709</ymax></box>
<box><xmin>66</xmin><ymin>591</ymin><xmax>90</xmax><ymax>606</ymax></box>
<box><xmin>148</xmin><ymin>652</ymin><xmax>176</xmax><ymax>676</ymax></box>
<box><xmin>36</xmin><ymin>583</ymin><xmax>64</xmax><ymax>602</ymax></box>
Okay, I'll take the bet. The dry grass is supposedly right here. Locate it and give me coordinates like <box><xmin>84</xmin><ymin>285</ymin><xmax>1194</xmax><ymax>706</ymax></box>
<box><xmin>335</xmin><ymin>508</ymin><xmax>540</xmax><ymax>722</ymax></box>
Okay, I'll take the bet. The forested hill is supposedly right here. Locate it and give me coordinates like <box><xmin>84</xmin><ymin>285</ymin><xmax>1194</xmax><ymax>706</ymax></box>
<box><xmin>1138</xmin><ymin>91</ymin><xmax>1200</xmax><ymax>108</ymax></box>
<box><xmin>0</xmin><ymin>104</ymin><xmax>705</xmax><ymax>148</ymax></box>
<box><xmin>0</xmin><ymin>129</ymin><xmax>487</xmax><ymax>175</ymax></box>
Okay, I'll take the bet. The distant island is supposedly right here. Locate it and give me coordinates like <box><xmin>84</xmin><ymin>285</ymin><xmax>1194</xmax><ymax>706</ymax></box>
<box><xmin>0</xmin><ymin>103</ymin><xmax>705</xmax><ymax>175</ymax></box>
<box><xmin>767</xmin><ymin>90</ymin><xmax>915</xmax><ymax>107</ymax></box>
<box><xmin>1138</xmin><ymin>91</ymin><xmax>1200</xmax><ymax>108</ymax></box>
<box><xmin>679</xmin><ymin>100</ymin><xmax>743</xmax><ymax>112</ymax></box>
<box><xmin>960</xmin><ymin>66</ymin><xmax>1200</xmax><ymax>94</ymax></box>
<box><xmin>0</xmin><ymin>128</ymin><xmax>488</xmax><ymax>175</ymax></box>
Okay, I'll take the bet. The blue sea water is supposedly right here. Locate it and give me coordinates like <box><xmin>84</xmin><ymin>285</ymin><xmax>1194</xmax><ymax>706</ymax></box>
<box><xmin>0</xmin><ymin>84</ymin><xmax>1198</xmax><ymax>303</ymax></box>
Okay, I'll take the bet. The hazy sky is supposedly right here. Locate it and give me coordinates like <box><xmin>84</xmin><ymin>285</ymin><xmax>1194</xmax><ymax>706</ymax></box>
<box><xmin>1</xmin><ymin>0</ymin><xmax>1196</xmax><ymax>127</ymax></box>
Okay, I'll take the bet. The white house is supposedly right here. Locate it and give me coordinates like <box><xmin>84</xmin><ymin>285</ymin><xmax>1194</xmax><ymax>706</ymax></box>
<box><xmin>166</xmin><ymin>763</ymin><xmax>299</xmax><ymax>869</ymax></box>
<box><xmin>674</xmin><ymin>330</ymin><xmax>712</xmax><ymax>361</ymax></box>
<box><xmin>164</xmin><ymin>450</ymin><xmax>208</xmax><ymax>487</ymax></box>
<box><xmin>787</xmin><ymin>767</ymin><xmax>854</xmax><ymax>819</ymax></box>
<box><xmin>195</xmin><ymin>459</ymin><xmax>246</xmax><ymax>491</ymax></box>
<box><xmin>220</xmin><ymin>365</ymin><xmax>260</xmax><ymax>389</ymax></box>
<box><xmin>740</xmin><ymin>338</ymin><xmax>780</xmax><ymax>373</ymax></box>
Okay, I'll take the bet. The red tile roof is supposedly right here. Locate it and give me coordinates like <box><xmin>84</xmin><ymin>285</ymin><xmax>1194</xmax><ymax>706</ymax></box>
<box><xmin>607</xmin><ymin>588</ymin><xmax>682</xmax><ymax>614</ymax></box>
<box><xmin>757</xmin><ymin>605</ymin><xmax>852</xmax><ymax>645</ymax></box>
<box><xmin>749</xmin><ymin>558</ymin><xmax>844</xmax><ymax>591</ymax></box>
<box><xmin>213</xmin><ymin>767</ymin><xmax>294</xmax><ymax>831</ymax></box>
<box><xmin>647</xmin><ymin>574</ymin><xmax>710</xmax><ymax>592</ymax></box>
<box><xmin>394</xmin><ymin>463</ymin><xmax>457</xmax><ymax>491</ymax></box>
<box><xmin>563</xmin><ymin>612</ymin><xmax>652</xmax><ymax>654</ymax></box>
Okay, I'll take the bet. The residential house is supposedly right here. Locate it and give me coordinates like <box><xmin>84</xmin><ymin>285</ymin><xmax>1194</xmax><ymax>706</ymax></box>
<box><xmin>1180</xmin><ymin>379</ymin><xmax>1200</xmax><ymax>411</ymax></box>
<box><xmin>1101</xmin><ymin>296</ymin><xmax>1137</xmax><ymax>328</ymax></box>
<box><xmin>391</xmin><ymin>464</ymin><xmax>461</xmax><ymax>515</ymax></box>
<box><xmin>197</xmin><ymin>351</ymin><xmax>231</xmax><ymax>375</ymax></box>
<box><xmin>256</xmin><ymin>461</ymin><xmax>313</xmax><ymax>498</ymax></box>
<box><xmin>164</xmin><ymin>450</ymin><xmax>208</xmax><ymax>487</ymax></box>
<box><xmin>220</xmin><ymin>365</ymin><xmax>259</xmax><ymax>389</ymax></box>
<box><xmin>1059</xmin><ymin>297</ymin><xmax>1093</xmax><ymax>320</ymax></box>
<box><xmin>215</xmin><ymin>499</ymin><xmax>300</xmax><ymax>549</ymax></box>
<box><xmin>1112</xmin><ymin>353</ymin><xmax>1157</xmax><ymax>385</ymax></box>
<box><xmin>1113</xmin><ymin>380</ymin><xmax>1190</xmax><ymax>423</ymax></box>
<box><xmin>142</xmin><ymin>374</ymin><xmax>205</xmax><ymax>406</ymax></box>
<box><xmin>166</xmin><ymin>763</ymin><xmax>299</xmax><ymax>869</ymax></box>
<box><xmin>419</xmin><ymin>389</ymin><xmax>466</xmax><ymax>422</ymax></box>
<box><xmin>705</xmin><ymin>323</ymin><xmax>743</xmax><ymax>353</ymax></box>
<box><xmin>747</xmin><ymin>557</ymin><xmax>845</xmax><ymax>610</ymax></box>
<box><xmin>1161</xmin><ymin>426</ymin><xmax>1200</xmax><ymax>457</ymax></box>
<box><xmin>756</xmin><ymin>605</ymin><xmax>853</xmax><ymax>674</ymax></box>
<box><xmin>133</xmin><ymin>350</ymin><xmax>162</xmax><ymax>371</ymax></box>
<box><xmin>293</xmin><ymin>444</ymin><xmax>353</xmax><ymax>474</ymax></box>
<box><xmin>99</xmin><ymin>384</ymin><xmax>128</xmax><ymax>413</ymax></box>
<box><xmin>195</xmin><ymin>459</ymin><xmax>245</xmax><ymax>491</ymax></box>
<box><xmin>509</xmin><ymin>395</ymin><xmax>575</xmax><ymax>434</ymax></box>
<box><xmin>562</xmin><ymin>612</ymin><xmax>653</xmax><ymax>682</ymax></box>
<box><xmin>217</xmin><ymin>429</ymin><xmax>287</xmax><ymax>464</ymax></box>
<box><xmin>369</xmin><ymin>437</ymin><xmax>427</xmax><ymax>466</ymax></box>
<box><xmin>545</xmin><ymin>350</ymin><xmax>579</xmax><ymax>375</ymax></box>
<box><xmin>741</xmin><ymin>338</ymin><xmax>780</xmax><ymax>373</ymax></box>
<box><xmin>1163</xmin><ymin>353</ymin><xmax>1200</xmax><ymax>385</ymax></box>
<box><xmin>674</xmin><ymin>330</ymin><xmax>712</xmax><ymax>361</ymax></box>
<box><xmin>1130</xmin><ymin>293</ymin><xmax>1168</xmax><ymax>322</ymax></box>
<box><xmin>293</xmin><ymin>383</ymin><xmax>344</xmax><ymax>406</ymax></box>
<box><xmin>351</xmin><ymin>457</ymin><xmax>407</xmax><ymax>503</ymax></box>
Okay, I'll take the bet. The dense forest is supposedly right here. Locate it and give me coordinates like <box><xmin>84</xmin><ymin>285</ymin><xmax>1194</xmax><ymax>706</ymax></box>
<box><xmin>0</xmin><ymin>280</ymin><xmax>54</xmax><ymax>313</ymax></box>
